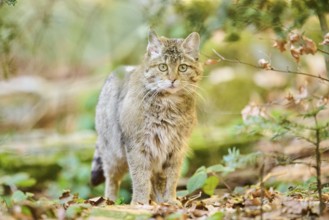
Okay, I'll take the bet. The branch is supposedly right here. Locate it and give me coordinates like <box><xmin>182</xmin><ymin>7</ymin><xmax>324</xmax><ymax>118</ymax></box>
<box><xmin>212</xmin><ymin>49</ymin><xmax>329</xmax><ymax>83</ymax></box>
<box><xmin>318</xmin><ymin>48</ymin><xmax>329</xmax><ymax>56</ymax></box>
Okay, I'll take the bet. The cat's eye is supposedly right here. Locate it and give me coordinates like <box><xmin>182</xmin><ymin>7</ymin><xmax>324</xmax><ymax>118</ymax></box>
<box><xmin>178</xmin><ymin>64</ymin><xmax>188</xmax><ymax>72</ymax></box>
<box><xmin>158</xmin><ymin>63</ymin><xmax>168</xmax><ymax>72</ymax></box>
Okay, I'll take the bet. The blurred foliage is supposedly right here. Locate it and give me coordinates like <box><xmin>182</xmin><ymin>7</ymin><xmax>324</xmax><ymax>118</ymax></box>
<box><xmin>47</xmin><ymin>154</ymin><xmax>97</xmax><ymax>199</ymax></box>
<box><xmin>287</xmin><ymin>176</ymin><xmax>329</xmax><ymax>199</ymax></box>
<box><xmin>0</xmin><ymin>0</ymin><xmax>16</xmax><ymax>6</ymax></box>
<box><xmin>213</xmin><ymin>0</ymin><xmax>329</xmax><ymax>39</ymax></box>
<box><xmin>0</xmin><ymin>0</ymin><xmax>329</xmax><ymax>216</ymax></box>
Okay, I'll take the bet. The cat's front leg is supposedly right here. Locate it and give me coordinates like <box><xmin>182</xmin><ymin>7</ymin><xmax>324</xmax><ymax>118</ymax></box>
<box><xmin>162</xmin><ymin>153</ymin><xmax>183</xmax><ymax>205</ymax></box>
<box><xmin>128</xmin><ymin>151</ymin><xmax>152</xmax><ymax>205</ymax></box>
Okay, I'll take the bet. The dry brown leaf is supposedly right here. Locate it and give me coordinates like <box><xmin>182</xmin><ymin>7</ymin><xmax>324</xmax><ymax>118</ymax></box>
<box><xmin>303</xmin><ymin>36</ymin><xmax>317</xmax><ymax>55</ymax></box>
<box><xmin>320</xmin><ymin>32</ymin><xmax>329</xmax><ymax>45</ymax></box>
<box><xmin>294</xmin><ymin>86</ymin><xmax>308</xmax><ymax>104</ymax></box>
<box><xmin>245</xmin><ymin>197</ymin><xmax>261</xmax><ymax>206</ymax></box>
<box><xmin>258</xmin><ymin>58</ymin><xmax>272</xmax><ymax>70</ymax></box>
<box><xmin>317</xmin><ymin>97</ymin><xmax>328</xmax><ymax>107</ymax></box>
<box><xmin>273</xmin><ymin>39</ymin><xmax>287</xmax><ymax>52</ymax></box>
<box><xmin>289</xmin><ymin>32</ymin><xmax>301</xmax><ymax>43</ymax></box>
<box><xmin>204</xmin><ymin>59</ymin><xmax>219</xmax><ymax>65</ymax></box>
<box><xmin>290</xmin><ymin>46</ymin><xmax>303</xmax><ymax>62</ymax></box>
<box><xmin>285</xmin><ymin>92</ymin><xmax>295</xmax><ymax>103</ymax></box>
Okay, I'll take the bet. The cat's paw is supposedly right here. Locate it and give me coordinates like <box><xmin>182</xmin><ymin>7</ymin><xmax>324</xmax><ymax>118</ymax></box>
<box><xmin>130</xmin><ymin>199</ymin><xmax>150</xmax><ymax>206</ymax></box>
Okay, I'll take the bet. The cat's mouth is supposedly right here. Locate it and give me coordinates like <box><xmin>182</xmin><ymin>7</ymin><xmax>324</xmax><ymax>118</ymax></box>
<box><xmin>164</xmin><ymin>86</ymin><xmax>180</xmax><ymax>94</ymax></box>
<box><xmin>156</xmin><ymin>80</ymin><xmax>181</xmax><ymax>94</ymax></box>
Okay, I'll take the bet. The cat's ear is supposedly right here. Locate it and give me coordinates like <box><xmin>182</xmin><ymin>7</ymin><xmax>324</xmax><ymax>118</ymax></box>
<box><xmin>147</xmin><ymin>30</ymin><xmax>162</xmax><ymax>58</ymax></box>
<box><xmin>182</xmin><ymin>32</ymin><xmax>200</xmax><ymax>60</ymax></box>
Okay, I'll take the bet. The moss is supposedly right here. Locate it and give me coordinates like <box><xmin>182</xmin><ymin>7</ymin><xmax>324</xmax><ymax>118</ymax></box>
<box><xmin>0</xmin><ymin>146</ymin><xmax>94</xmax><ymax>183</ymax></box>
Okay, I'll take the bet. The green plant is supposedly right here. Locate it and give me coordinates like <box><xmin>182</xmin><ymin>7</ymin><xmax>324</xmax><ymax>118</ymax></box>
<box><xmin>180</xmin><ymin>148</ymin><xmax>261</xmax><ymax>197</ymax></box>
<box><xmin>0</xmin><ymin>172</ymin><xmax>36</xmax><ymax>191</ymax></box>
<box><xmin>240</xmin><ymin>93</ymin><xmax>329</xmax><ymax>215</ymax></box>
<box><xmin>47</xmin><ymin>154</ymin><xmax>102</xmax><ymax>199</ymax></box>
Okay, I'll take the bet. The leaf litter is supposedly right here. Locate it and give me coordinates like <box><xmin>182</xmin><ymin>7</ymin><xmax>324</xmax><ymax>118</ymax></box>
<box><xmin>2</xmin><ymin>187</ymin><xmax>329</xmax><ymax>219</ymax></box>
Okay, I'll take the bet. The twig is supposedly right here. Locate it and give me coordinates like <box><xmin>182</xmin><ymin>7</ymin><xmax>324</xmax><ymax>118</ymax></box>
<box><xmin>289</xmin><ymin>161</ymin><xmax>316</xmax><ymax>169</ymax></box>
<box><xmin>183</xmin><ymin>191</ymin><xmax>202</xmax><ymax>208</ymax></box>
<box><xmin>212</xmin><ymin>49</ymin><xmax>329</xmax><ymax>83</ymax></box>
<box><xmin>260</xmin><ymin>162</ymin><xmax>265</xmax><ymax>220</ymax></box>
<box><xmin>318</xmin><ymin>48</ymin><xmax>329</xmax><ymax>56</ymax></box>
<box><xmin>314</xmin><ymin>114</ymin><xmax>324</xmax><ymax>215</ymax></box>
<box><xmin>255</xmin><ymin>170</ymin><xmax>287</xmax><ymax>187</ymax></box>
<box><xmin>296</xmin><ymin>136</ymin><xmax>317</xmax><ymax>147</ymax></box>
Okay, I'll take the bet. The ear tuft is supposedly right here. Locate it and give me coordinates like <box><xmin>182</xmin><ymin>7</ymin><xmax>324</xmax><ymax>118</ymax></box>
<box><xmin>147</xmin><ymin>29</ymin><xmax>162</xmax><ymax>57</ymax></box>
<box><xmin>182</xmin><ymin>32</ymin><xmax>200</xmax><ymax>59</ymax></box>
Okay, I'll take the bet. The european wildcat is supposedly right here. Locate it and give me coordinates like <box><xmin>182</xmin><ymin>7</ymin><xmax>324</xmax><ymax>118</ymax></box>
<box><xmin>91</xmin><ymin>30</ymin><xmax>202</xmax><ymax>205</ymax></box>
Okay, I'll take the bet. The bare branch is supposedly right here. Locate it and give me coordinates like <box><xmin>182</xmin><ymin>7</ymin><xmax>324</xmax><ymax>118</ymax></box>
<box><xmin>212</xmin><ymin>49</ymin><xmax>329</xmax><ymax>83</ymax></box>
<box><xmin>318</xmin><ymin>48</ymin><xmax>329</xmax><ymax>56</ymax></box>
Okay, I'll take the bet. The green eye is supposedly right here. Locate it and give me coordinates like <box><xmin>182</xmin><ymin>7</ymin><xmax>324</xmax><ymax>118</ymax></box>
<box><xmin>158</xmin><ymin>63</ymin><xmax>168</xmax><ymax>72</ymax></box>
<box><xmin>178</xmin><ymin>64</ymin><xmax>188</xmax><ymax>72</ymax></box>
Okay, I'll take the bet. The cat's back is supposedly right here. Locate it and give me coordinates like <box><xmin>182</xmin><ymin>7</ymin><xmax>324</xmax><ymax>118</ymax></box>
<box><xmin>95</xmin><ymin>66</ymin><xmax>136</xmax><ymax>132</ymax></box>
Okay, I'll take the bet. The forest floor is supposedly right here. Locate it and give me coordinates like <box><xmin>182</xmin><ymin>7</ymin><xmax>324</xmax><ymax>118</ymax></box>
<box><xmin>1</xmin><ymin>131</ymin><xmax>329</xmax><ymax>219</ymax></box>
<box><xmin>1</xmin><ymin>186</ymin><xmax>329</xmax><ymax>220</ymax></box>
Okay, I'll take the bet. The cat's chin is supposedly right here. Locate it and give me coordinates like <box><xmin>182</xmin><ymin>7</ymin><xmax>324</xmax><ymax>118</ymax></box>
<box><xmin>162</xmin><ymin>87</ymin><xmax>180</xmax><ymax>94</ymax></box>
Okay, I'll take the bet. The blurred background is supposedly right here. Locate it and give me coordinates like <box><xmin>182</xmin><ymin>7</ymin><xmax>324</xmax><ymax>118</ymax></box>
<box><xmin>1</xmin><ymin>0</ymin><xmax>328</xmax><ymax>203</ymax></box>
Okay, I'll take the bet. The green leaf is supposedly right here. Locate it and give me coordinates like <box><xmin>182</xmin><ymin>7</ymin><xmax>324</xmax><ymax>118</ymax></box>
<box><xmin>180</xmin><ymin>158</ymin><xmax>190</xmax><ymax>177</ymax></box>
<box><xmin>187</xmin><ymin>169</ymin><xmax>207</xmax><ymax>193</ymax></box>
<box><xmin>176</xmin><ymin>190</ymin><xmax>189</xmax><ymax>197</ymax></box>
<box><xmin>17</xmin><ymin>179</ymin><xmax>36</xmax><ymax>188</ymax></box>
<box><xmin>115</xmin><ymin>197</ymin><xmax>125</xmax><ymax>205</ymax></box>
<box><xmin>207</xmin><ymin>164</ymin><xmax>225</xmax><ymax>173</ymax></box>
<box><xmin>65</xmin><ymin>204</ymin><xmax>90</xmax><ymax>219</ymax></box>
<box><xmin>206</xmin><ymin>212</ymin><xmax>224</xmax><ymax>220</ymax></box>
<box><xmin>0</xmin><ymin>173</ymin><xmax>36</xmax><ymax>188</ymax></box>
<box><xmin>11</xmin><ymin>190</ymin><xmax>28</xmax><ymax>203</ymax></box>
<box><xmin>202</xmin><ymin>176</ymin><xmax>219</xmax><ymax>196</ymax></box>
<box><xmin>195</xmin><ymin>166</ymin><xmax>207</xmax><ymax>173</ymax></box>
<box><xmin>166</xmin><ymin>212</ymin><xmax>184</xmax><ymax>220</ymax></box>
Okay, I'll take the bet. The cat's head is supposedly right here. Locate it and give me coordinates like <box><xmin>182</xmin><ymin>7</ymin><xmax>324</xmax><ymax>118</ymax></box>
<box><xmin>143</xmin><ymin>30</ymin><xmax>202</xmax><ymax>95</ymax></box>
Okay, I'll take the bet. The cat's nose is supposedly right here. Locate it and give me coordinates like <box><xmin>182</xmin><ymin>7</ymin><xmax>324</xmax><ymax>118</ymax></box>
<box><xmin>171</xmin><ymin>79</ymin><xmax>177</xmax><ymax>86</ymax></box>
<box><xmin>170</xmin><ymin>79</ymin><xmax>177</xmax><ymax>88</ymax></box>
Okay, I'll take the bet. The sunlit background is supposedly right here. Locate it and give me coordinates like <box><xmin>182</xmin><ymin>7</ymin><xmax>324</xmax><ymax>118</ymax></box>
<box><xmin>1</xmin><ymin>0</ymin><xmax>328</xmax><ymax>203</ymax></box>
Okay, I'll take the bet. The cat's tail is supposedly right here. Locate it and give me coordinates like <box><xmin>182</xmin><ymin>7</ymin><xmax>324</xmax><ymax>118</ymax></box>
<box><xmin>90</xmin><ymin>145</ymin><xmax>105</xmax><ymax>186</ymax></box>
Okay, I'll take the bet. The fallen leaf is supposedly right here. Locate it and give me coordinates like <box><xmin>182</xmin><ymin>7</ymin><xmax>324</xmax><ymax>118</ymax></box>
<box><xmin>59</xmin><ymin>190</ymin><xmax>71</xmax><ymax>200</ymax></box>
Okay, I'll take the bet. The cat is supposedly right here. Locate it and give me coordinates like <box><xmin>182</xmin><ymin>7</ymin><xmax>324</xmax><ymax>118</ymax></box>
<box><xmin>90</xmin><ymin>30</ymin><xmax>203</xmax><ymax>205</ymax></box>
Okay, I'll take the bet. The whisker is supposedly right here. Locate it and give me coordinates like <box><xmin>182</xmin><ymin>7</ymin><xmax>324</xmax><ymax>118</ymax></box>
<box><xmin>186</xmin><ymin>83</ymin><xmax>207</xmax><ymax>94</ymax></box>
<box><xmin>142</xmin><ymin>89</ymin><xmax>160</xmax><ymax>109</ymax></box>
<box><xmin>180</xmin><ymin>81</ymin><xmax>207</xmax><ymax>101</ymax></box>
<box><xmin>138</xmin><ymin>89</ymin><xmax>154</xmax><ymax>109</ymax></box>
<box><xmin>181</xmin><ymin>86</ymin><xmax>208</xmax><ymax>113</ymax></box>
<box><xmin>181</xmin><ymin>85</ymin><xmax>206</xmax><ymax>103</ymax></box>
